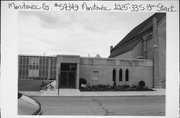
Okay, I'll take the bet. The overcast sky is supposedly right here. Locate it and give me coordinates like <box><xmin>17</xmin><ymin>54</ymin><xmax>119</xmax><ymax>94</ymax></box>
<box><xmin>18</xmin><ymin>11</ymin><xmax>154</xmax><ymax>58</ymax></box>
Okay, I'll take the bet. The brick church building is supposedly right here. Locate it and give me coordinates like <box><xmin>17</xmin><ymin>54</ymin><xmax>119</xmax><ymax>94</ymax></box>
<box><xmin>109</xmin><ymin>13</ymin><xmax>166</xmax><ymax>88</ymax></box>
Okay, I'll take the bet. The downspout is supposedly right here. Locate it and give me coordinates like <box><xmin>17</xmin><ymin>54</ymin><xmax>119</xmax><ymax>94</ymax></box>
<box><xmin>153</xmin><ymin>17</ymin><xmax>158</xmax><ymax>88</ymax></box>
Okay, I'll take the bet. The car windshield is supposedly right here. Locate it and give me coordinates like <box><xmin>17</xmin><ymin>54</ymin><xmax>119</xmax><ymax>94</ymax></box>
<box><xmin>18</xmin><ymin>92</ymin><xmax>22</xmax><ymax>99</ymax></box>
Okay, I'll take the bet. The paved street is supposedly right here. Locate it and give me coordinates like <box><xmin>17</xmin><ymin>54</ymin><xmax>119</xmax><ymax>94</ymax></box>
<box><xmin>32</xmin><ymin>96</ymin><xmax>165</xmax><ymax>116</ymax></box>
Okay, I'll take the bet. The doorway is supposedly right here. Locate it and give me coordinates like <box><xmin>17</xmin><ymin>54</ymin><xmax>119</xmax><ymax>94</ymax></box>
<box><xmin>59</xmin><ymin>63</ymin><xmax>76</xmax><ymax>88</ymax></box>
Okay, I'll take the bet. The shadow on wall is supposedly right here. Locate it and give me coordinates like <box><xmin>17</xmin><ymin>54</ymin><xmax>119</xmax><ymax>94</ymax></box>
<box><xmin>18</xmin><ymin>80</ymin><xmax>54</xmax><ymax>91</ymax></box>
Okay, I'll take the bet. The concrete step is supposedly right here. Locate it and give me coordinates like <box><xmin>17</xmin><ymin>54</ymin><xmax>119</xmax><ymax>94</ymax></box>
<box><xmin>41</xmin><ymin>89</ymin><xmax>58</xmax><ymax>96</ymax></box>
<box><xmin>41</xmin><ymin>89</ymin><xmax>81</xmax><ymax>96</ymax></box>
<box><xmin>58</xmin><ymin>89</ymin><xmax>81</xmax><ymax>96</ymax></box>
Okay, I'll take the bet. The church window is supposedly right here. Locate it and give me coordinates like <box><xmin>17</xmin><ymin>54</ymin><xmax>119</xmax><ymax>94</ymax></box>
<box><xmin>125</xmin><ymin>69</ymin><xmax>129</xmax><ymax>81</ymax></box>
<box><xmin>119</xmin><ymin>69</ymin><xmax>122</xmax><ymax>81</ymax></box>
<box><xmin>112</xmin><ymin>68</ymin><xmax>116</xmax><ymax>81</ymax></box>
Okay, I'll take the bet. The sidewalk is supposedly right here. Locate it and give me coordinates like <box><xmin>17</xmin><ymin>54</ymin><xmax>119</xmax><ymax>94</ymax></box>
<box><xmin>20</xmin><ymin>88</ymin><xmax>165</xmax><ymax>97</ymax></box>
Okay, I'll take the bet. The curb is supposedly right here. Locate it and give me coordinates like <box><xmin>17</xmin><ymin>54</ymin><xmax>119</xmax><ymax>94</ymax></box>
<box><xmin>20</xmin><ymin>91</ymin><xmax>165</xmax><ymax>97</ymax></box>
<box><xmin>35</xmin><ymin>95</ymin><xmax>166</xmax><ymax>97</ymax></box>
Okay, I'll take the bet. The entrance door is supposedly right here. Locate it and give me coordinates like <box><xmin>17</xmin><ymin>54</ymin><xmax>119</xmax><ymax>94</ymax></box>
<box><xmin>59</xmin><ymin>63</ymin><xmax>76</xmax><ymax>88</ymax></box>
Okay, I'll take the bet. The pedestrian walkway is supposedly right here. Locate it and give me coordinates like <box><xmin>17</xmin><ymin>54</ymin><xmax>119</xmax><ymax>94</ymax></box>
<box><xmin>20</xmin><ymin>88</ymin><xmax>165</xmax><ymax>97</ymax></box>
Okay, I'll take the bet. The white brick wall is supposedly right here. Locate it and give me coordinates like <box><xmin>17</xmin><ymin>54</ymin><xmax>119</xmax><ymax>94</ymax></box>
<box><xmin>80</xmin><ymin>58</ymin><xmax>153</xmax><ymax>88</ymax></box>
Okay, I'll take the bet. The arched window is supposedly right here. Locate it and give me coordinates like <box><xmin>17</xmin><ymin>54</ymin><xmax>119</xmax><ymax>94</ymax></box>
<box><xmin>119</xmin><ymin>69</ymin><xmax>122</xmax><ymax>81</ymax></box>
<box><xmin>112</xmin><ymin>68</ymin><xmax>116</xmax><ymax>81</ymax></box>
<box><xmin>125</xmin><ymin>69</ymin><xmax>129</xmax><ymax>81</ymax></box>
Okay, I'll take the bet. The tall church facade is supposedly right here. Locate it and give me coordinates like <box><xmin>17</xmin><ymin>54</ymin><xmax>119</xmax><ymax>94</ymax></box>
<box><xmin>109</xmin><ymin>13</ymin><xmax>166</xmax><ymax>88</ymax></box>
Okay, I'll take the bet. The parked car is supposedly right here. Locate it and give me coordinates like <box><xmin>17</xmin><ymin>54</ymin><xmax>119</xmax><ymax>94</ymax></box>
<box><xmin>18</xmin><ymin>92</ymin><xmax>42</xmax><ymax>115</ymax></box>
